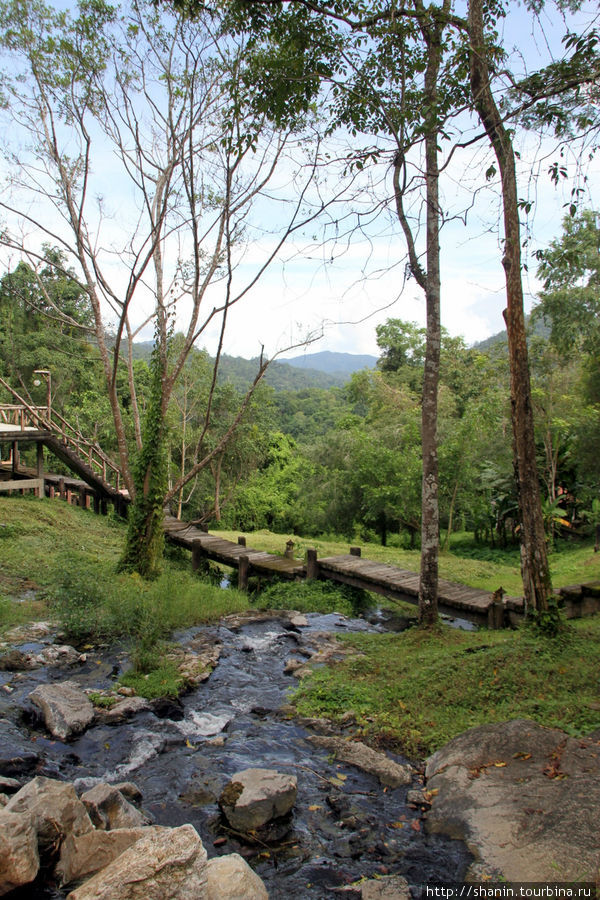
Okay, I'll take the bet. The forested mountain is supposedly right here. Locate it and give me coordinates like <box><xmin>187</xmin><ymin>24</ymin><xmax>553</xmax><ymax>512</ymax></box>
<box><xmin>128</xmin><ymin>346</ymin><xmax>373</xmax><ymax>390</ymax></box>
<box><xmin>281</xmin><ymin>351</ymin><xmax>378</xmax><ymax>376</ymax></box>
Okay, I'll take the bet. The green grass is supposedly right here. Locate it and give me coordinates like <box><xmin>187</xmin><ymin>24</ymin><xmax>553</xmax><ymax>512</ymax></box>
<box><xmin>292</xmin><ymin>617</ymin><xmax>600</xmax><ymax>759</ymax></box>
<box><xmin>0</xmin><ymin>496</ymin><xmax>250</xmax><ymax>653</ymax></box>
<box><xmin>215</xmin><ymin>527</ymin><xmax>600</xmax><ymax>596</ymax></box>
<box><xmin>119</xmin><ymin>659</ymin><xmax>184</xmax><ymax>699</ymax></box>
<box><xmin>256</xmin><ymin>579</ymin><xmax>371</xmax><ymax>617</ymax></box>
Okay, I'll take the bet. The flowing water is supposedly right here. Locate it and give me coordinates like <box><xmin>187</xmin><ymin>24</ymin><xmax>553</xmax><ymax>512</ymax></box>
<box><xmin>2</xmin><ymin>613</ymin><xmax>472</xmax><ymax>897</ymax></box>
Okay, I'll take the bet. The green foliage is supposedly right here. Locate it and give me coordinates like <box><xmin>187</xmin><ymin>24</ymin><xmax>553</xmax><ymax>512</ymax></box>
<box><xmin>119</xmin><ymin>336</ymin><xmax>167</xmax><ymax>578</ymax></box>
<box><xmin>257</xmin><ymin>579</ymin><xmax>370</xmax><ymax>618</ymax></box>
<box><xmin>535</xmin><ymin>211</ymin><xmax>600</xmax><ymax>355</ymax></box>
<box><xmin>119</xmin><ymin>659</ymin><xmax>184</xmax><ymax>699</ymax></box>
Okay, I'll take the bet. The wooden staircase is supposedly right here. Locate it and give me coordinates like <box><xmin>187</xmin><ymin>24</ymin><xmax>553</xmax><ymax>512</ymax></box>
<box><xmin>0</xmin><ymin>375</ymin><xmax>125</xmax><ymax>507</ymax></box>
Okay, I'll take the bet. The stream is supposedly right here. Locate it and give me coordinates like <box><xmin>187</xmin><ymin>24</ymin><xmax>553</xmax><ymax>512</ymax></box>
<box><xmin>1</xmin><ymin>612</ymin><xmax>472</xmax><ymax>897</ymax></box>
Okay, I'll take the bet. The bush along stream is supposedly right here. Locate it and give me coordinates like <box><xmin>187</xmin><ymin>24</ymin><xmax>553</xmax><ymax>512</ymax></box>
<box><xmin>0</xmin><ymin>608</ymin><xmax>472</xmax><ymax>898</ymax></box>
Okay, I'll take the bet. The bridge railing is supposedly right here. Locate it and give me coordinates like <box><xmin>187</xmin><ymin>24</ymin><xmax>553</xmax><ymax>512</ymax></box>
<box><xmin>0</xmin><ymin>378</ymin><xmax>122</xmax><ymax>492</ymax></box>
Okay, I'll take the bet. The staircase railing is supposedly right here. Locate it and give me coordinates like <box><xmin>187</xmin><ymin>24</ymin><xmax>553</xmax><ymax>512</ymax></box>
<box><xmin>0</xmin><ymin>376</ymin><xmax>122</xmax><ymax>492</ymax></box>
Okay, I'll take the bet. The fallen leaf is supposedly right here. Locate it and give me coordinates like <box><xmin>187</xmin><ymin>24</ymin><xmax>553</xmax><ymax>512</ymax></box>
<box><xmin>410</xmin><ymin>820</ymin><xmax>421</xmax><ymax>832</ymax></box>
<box><xmin>308</xmin><ymin>804</ymin><xmax>322</xmax><ymax>812</ymax></box>
<box><xmin>390</xmin><ymin>822</ymin><xmax>405</xmax><ymax>829</ymax></box>
<box><xmin>494</xmin><ymin>761</ymin><xmax>507</xmax><ymax>767</ymax></box>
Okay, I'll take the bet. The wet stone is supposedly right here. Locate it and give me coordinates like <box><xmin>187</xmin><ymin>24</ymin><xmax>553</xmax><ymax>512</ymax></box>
<box><xmin>0</xmin><ymin>718</ymin><xmax>40</xmax><ymax>776</ymax></box>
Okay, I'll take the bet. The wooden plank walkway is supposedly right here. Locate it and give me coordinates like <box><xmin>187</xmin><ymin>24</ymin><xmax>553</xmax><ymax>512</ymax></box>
<box><xmin>163</xmin><ymin>516</ymin><xmax>520</xmax><ymax>626</ymax></box>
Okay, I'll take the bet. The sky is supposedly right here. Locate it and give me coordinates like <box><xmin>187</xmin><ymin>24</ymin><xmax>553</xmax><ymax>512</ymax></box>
<box><xmin>0</xmin><ymin>1</ymin><xmax>598</xmax><ymax>362</ymax></box>
<box><xmin>208</xmin><ymin>1</ymin><xmax>600</xmax><ymax>360</ymax></box>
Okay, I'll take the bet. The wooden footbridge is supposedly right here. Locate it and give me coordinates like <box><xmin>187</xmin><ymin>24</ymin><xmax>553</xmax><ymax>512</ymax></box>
<box><xmin>1</xmin><ymin>378</ymin><xmax>523</xmax><ymax>628</ymax></box>
<box><xmin>163</xmin><ymin>516</ymin><xmax>521</xmax><ymax>627</ymax></box>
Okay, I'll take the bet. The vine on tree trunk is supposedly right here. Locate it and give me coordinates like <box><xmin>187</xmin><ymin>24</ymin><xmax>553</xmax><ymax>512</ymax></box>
<box><xmin>118</xmin><ymin>333</ymin><xmax>167</xmax><ymax>578</ymax></box>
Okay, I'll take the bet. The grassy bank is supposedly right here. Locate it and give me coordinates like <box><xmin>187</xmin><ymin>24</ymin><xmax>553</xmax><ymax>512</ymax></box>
<box><xmin>0</xmin><ymin>496</ymin><xmax>250</xmax><ymax>645</ymax></box>
<box><xmin>292</xmin><ymin>618</ymin><xmax>600</xmax><ymax>759</ymax></box>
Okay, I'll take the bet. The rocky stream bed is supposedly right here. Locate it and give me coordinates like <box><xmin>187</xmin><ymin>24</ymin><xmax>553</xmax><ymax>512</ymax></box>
<box><xmin>0</xmin><ymin>610</ymin><xmax>472</xmax><ymax>898</ymax></box>
<box><xmin>1</xmin><ymin>609</ymin><xmax>599</xmax><ymax>897</ymax></box>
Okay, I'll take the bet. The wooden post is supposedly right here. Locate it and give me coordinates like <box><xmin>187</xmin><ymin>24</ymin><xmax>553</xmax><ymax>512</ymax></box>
<box><xmin>80</xmin><ymin>488</ymin><xmax>89</xmax><ymax>509</ymax></box>
<box><xmin>66</xmin><ymin>488</ymin><xmax>73</xmax><ymax>505</ymax></box>
<box><xmin>306</xmin><ymin>548</ymin><xmax>319</xmax><ymax>579</ymax></box>
<box><xmin>350</xmin><ymin>546</ymin><xmax>361</xmax><ymax>557</ymax></box>
<box><xmin>237</xmin><ymin>536</ymin><xmax>246</xmax><ymax>546</ymax></box>
<box><xmin>59</xmin><ymin>477</ymin><xmax>66</xmax><ymax>501</ymax></box>
<box><xmin>49</xmin><ymin>485</ymin><xmax>55</xmax><ymax>499</ymax></box>
<box><xmin>238</xmin><ymin>554</ymin><xmax>250</xmax><ymax>591</ymax></box>
<box><xmin>11</xmin><ymin>442</ymin><xmax>19</xmax><ymax>474</ymax></box>
<box><xmin>487</xmin><ymin>587</ymin><xmax>506</xmax><ymax>630</ymax></box>
<box><xmin>192</xmin><ymin>540</ymin><xmax>204</xmax><ymax>572</ymax></box>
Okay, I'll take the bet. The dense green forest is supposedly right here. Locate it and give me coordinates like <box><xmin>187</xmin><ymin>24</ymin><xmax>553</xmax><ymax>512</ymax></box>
<box><xmin>1</xmin><ymin>212</ymin><xmax>599</xmax><ymax>553</ymax></box>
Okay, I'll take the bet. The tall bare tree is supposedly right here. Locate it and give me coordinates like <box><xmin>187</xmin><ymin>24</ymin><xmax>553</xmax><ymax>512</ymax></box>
<box><xmin>0</xmin><ymin>0</ymin><xmax>328</xmax><ymax>573</ymax></box>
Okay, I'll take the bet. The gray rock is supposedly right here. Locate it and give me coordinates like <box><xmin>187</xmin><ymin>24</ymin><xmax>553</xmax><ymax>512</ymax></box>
<box><xmin>0</xmin><ymin>775</ymin><xmax>22</xmax><ymax>794</ymax></box>
<box><xmin>361</xmin><ymin>874</ymin><xmax>411</xmax><ymax>899</ymax></box>
<box><xmin>65</xmin><ymin>823</ymin><xmax>207</xmax><ymax>900</ymax></box>
<box><xmin>425</xmin><ymin>718</ymin><xmax>600</xmax><ymax>881</ymax></box>
<box><xmin>5</xmin><ymin>776</ymin><xmax>93</xmax><ymax>856</ymax></box>
<box><xmin>0</xmin><ymin>649</ymin><xmax>38</xmax><ymax>671</ymax></box>
<box><xmin>37</xmin><ymin>645</ymin><xmax>86</xmax><ymax>667</ymax></box>
<box><xmin>0</xmin><ymin>719</ymin><xmax>39</xmax><ymax>776</ymax></box>
<box><xmin>29</xmin><ymin>681</ymin><xmax>95</xmax><ymax>741</ymax></box>
<box><xmin>112</xmin><ymin>782</ymin><xmax>143</xmax><ymax>803</ymax></box>
<box><xmin>56</xmin><ymin>826</ymin><xmax>168</xmax><ymax>887</ymax></box>
<box><xmin>206</xmin><ymin>853</ymin><xmax>268</xmax><ymax>899</ymax></box>
<box><xmin>219</xmin><ymin>768</ymin><xmax>297</xmax><ymax>832</ymax></box>
<box><xmin>93</xmin><ymin>696</ymin><xmax>150</xmax><ymax>724</ymax></box>
<box><xmin>81</xmin><ymin>783</ymin><xmax>150</xmax><ymax>830</ymax></box>
<box><xmin>308</xmin><ymin>736</ymin><xmax>413</xmax><ymax>787</ymax></box>
<box><xmin>0</xmin><ymin>809</ymin><xmax>39</xmax><ymax>895</ymax></box>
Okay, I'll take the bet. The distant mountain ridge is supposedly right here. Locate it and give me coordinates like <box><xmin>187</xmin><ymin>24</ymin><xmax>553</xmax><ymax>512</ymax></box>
<box><xmin>129</xmin><ymin>344</ymin><xmax>377</xmax><ymax>391</ymax></box>
<box><xmin>280</xmin><ymin>350</ymin><xmax>378</xmax><ymax>375</ymax></box>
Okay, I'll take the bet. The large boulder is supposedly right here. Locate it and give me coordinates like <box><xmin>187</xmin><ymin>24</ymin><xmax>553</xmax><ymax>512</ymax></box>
<box><xmin>66</xmin><ymin>824</ymin><xmax>207</xmax><ymax>900</ymax></box>
<box><xmin>0</xmin><ymin>809</ymin><xmax>39</xmax><ymax>895</ymax></box>
<box><xmin>80</xmin><ymin>783</ymin><xmax>150</xmax><ymax>830</ymax></box>
<box><xmin>5</xmin><ymin>776</ymin><xmax>94</xmax><ymax>856</ymax></box>
<box><xmin>308</xmin><ymin>736</ymin><xmax>413</xmax><ymax>787</ymax></box>
<box><xmin>56</xmin><ymin>826</ymin><xmax>168</xmax><ymax>887</ymax></box>
<box><xmin>219</xmin><ymin>768</ymin><xmax>297</xmax><ymax>832</ymax></box>
<box><xmin>425</xmin><ymin>718</ymin><xmax>600</xmax><ymax>881</ymax></box>
<box><xmin>0</xmin><ymin>718</ymin><xmax>40</xmax><ymax>776</ymax></box>
<box><xmin>206</xmin><ymin>853</ymin><xmax>268</xmax><ymax>900</ymax></box>
<box><xmin>29</xmin><ymin>681</ymin><xmax>95</xmax><ymax>741</ymax></box>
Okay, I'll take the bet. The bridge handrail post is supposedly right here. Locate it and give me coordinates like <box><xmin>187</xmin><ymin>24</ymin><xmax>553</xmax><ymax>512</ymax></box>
<box><xmin>306</xmin><ymin>548</ymin><xmax>319</xmax><ymax>579</ymax></box>
<box><xmin>238</xmin><ymin>554</ymin><xmax>250</xmax><ymax>591</ymax></box>
<box><xmin>191</xmin><ymin>539</ymin><xmax>205</xmax><ymax>572</ymax></box>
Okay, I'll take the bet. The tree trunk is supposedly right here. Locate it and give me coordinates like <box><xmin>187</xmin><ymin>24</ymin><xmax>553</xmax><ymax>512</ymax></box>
<box><xmin>468</xmin><ymin>0</ymin><xmax>552</xmax><ymax>614</ymax></box>
<box><xmin>418</xmin><ymin>15</ymin><xmax>445</xmax><ymax>628</ymax></box>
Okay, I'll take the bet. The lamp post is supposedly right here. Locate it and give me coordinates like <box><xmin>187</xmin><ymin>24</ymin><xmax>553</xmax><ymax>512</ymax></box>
<box><xmin>33</xmin><ymin>370</ymin><xmax>51</xmax><ymax>422</ymax></box>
